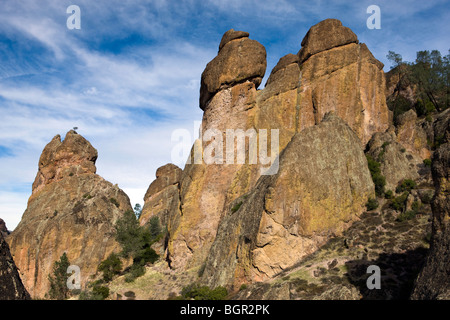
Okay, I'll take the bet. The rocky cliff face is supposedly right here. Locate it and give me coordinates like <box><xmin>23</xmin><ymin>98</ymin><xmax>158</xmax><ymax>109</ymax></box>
<box><xmin>295</xmin><ymin>19</ymin><xmax>389</xmax><ymax>146</ymax></box>
<box><xmin>201</xmin><ymin>113</ymin><xmax>374</xmax><ymax>289</ymax></box>
<box><xmin>7</xmin><ymin>130</ymin><xmax>132</xmax><ymax>298</ymax></box>
<box><xmin>366</xmin><ymin>130</ymin><xmax>422</xmax><ymax>192</ymax></box>
<box><xmin>411</xmin><ymin>112</ymin><xmax>450</xmax><ymax>299</ymax></box>
<box><xmin>151</xmin><ymin>19</ymin><xmax>390</xmax><ymax>272</ymax></box>
<box><xmin>0</xmin><ymin>232</ymin><xmax>30</xmax><ymax>300</ymax></box>
<box><xmin>395</xmin><ymin>110</ymin><xmax>431</xmax><ymax>160</ymax></box>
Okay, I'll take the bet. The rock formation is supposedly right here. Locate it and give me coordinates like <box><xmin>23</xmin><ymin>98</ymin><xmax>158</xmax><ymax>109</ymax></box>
<box><xmin>411</xmin><ymin>111</ymin><xmax>450</xmax><ymax>299</ymax></box>
<box><xmin>366</xmin><ymin>130</ymin><xmax>421</xmax><ymax>192</ymax></box>
<box><xmin>139</xmin><ymin>164</ymin><xmax>182</xmax><ymax>228</ymax></box>
<box><xmin>200</xmin><ymin>29</ymin><xmax>266</xmax><ymax>110</ymax></box>
<box><xmin>140</xmin><ymin>19</ymin><xmax>391</xmax><ymax>274</ymax></box>
<box><xmin>201</xmin><ymin>113</ymin><xmax>375</xmax><ymax>289</ymax></box>
<box><xmin>0</xmin><ymin>218</ymin><xmax>10</xmax><ymax>238</ymax></box>
<box><xmin>0</xmin><ymin>232</ymin><xmax>31</xmax><ymax>300</ymax></box>
<box><xmin>395</xmin><ymin>109</ymin><xmax>431</xmax><ymax>160</ymax></box>
<box><xmin>7</xmin><ymin>130</ymin><xmax>132</xmax><ymax>298</ymax></box>
<box><xmin>296</xmin><ymin>19</ymin><xmax>389</xmax><ymax>146</ymax></box>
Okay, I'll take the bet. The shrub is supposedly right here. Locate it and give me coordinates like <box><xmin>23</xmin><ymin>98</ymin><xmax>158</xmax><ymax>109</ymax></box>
<box><xmin>372</xmin><ymin>174</ymin><xmax>386</xmax><ymax>197</ymax></box>
<box><xmin>181</xmin><ymin>283</ymin><xmax>228</xmax><ymax>300</ymax></box>
<box><xmin>391</xmin><ymin>191</ymin><xmax>409</xmax><ymax>211</ymax></box>
<box><xmin>365</xmin><ymin>198</ymin><xmax>379</xmax><ymax>211</ymax></box>
<box><xmin>97</xmin><ymin>253</ymin><xmax>122</xmax><ymax>282</ymax></box>
<box><xmin>79</xmin><ymin>281</ymin><xmax>109</xmax><ymax>300</ymax></box>
<box><xmin>397</xmin><ymin>210</ymin><xmax>417</xmax><ymax>222</ymax></box>
<box><xmin>423</xmin><ymin>158</ymin><xmax>432</xmax><ymax>167</ymax></box>
<box><xmin>421</xmin><ymin>190</ymin><xmax>434</xmax><ymax>204</ymax></box>
<box><xmin>239</xmin><ymin>284</ymin><xmax>248</xmax><ymax>291</ymax></box>
<box><xmin>92</xmin><ymin>285</ymin><xmax>110</xmax><ymax>300</ymax></box>
<box><xmin>231</xmin><ymin>201</ymin><xmax>243</xmax><ymax>213</ymax></box>
<box><xmin>125</xmin><ymin>264</ymin><xmax>146</xmax><ymax>283</ymax></box>
<box><xmin>385</xmin><ymin>190</ymin><xmax>394</xmax><ymax>199</ymax></box>
<box><xmin>396</xmin><ymin>179</ymin><xmax>416</xmax><ymax>193</ymax></box>
<box><xmin>366</xmin><ymin>155</ymin><xmax>386</xmax><ymax>197</ymax></box>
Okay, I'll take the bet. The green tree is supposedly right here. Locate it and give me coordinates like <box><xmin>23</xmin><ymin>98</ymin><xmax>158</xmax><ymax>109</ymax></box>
<box><xmin>149</xmin><ymin>216</ymin><xmax>162</xmax><ymax>239</ymax></box>
<box><xmin>412</xmin><ymin>50</ymin><xmax>446</xmax><ymax>111</ymax></box>
<box><xmin>97</xmin><ymin>253</ymin><xmax>122</xmax><ymax>282</ymax></box>
<box><xmin>48</xmin><ymin>252</ymin><xmax>71</xmax><ymax>300</ymax></box>
<box><xmin>134</xmin><ymin>203</ymin><xmax>142</xmax><ymax>219</ymax></box>
<box><xmin>114</xmin><ymin>209</ymin><xmax>160</xmax><ymax>282</ymax></box>
<box><xmin>115</xmin><ymin>209</ymin><xmax>143</xmax><ymax>258</ymax></box>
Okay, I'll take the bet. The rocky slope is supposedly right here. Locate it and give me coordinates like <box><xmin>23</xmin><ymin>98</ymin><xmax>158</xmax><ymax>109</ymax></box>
<box><xmin>7</xmin><ymin>130</ymin><xmax>132</xmax><ymax>298</ymax></box>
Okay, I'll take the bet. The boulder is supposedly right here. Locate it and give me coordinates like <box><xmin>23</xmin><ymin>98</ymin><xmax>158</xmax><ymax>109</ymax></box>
<box><xmin>200</xmin><ymin>32</ymin><xmax>266</xmax><ymax>110</ymax></box>
<box><xmin>297</xmin><ymin>19</ymin><xmax>358</xmax><ymax>63</ymax></box>
<box><xmin>218</xmin><ymin>29</ymin><xmax>250</xmax><ymax>52</ymax></box>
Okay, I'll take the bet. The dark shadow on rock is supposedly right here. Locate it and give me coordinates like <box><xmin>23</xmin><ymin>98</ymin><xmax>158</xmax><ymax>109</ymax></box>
<box><xmin>345</xmin><ymin>247</ymin><xmax>428</xmax><ymax>300</ymax></box>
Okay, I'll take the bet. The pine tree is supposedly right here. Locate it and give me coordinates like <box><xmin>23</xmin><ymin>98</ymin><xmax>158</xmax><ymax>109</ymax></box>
<box><xmin>47</xmin><ymin>252</ymin><xmax>71</xmax><ymax>300</ymax></box>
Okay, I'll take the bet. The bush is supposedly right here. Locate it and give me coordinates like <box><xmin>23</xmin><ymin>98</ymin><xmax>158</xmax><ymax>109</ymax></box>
<box><xmin>92</xmin><ymin>285</ymin><xmax>110</xmax><ymax>300</ymax></box>
<box><xmin>231</xmin><ymin>201</ymin><xmax>243</xmax><ymax>213</ymax></box>
<box><xmin>391</xmin><ymin>192</ymin><xmax>409</xmax><ymax>211</ymax></box>
<box><xmin>423</xmin><ymin>158</ymin><xmax>432</xmax><ymax>167</ymax></box>
<box><xmin>79</xmin><ymin>281</ymin><xmax>110</xmax><ymax>300</ymax></box>
<box><xmin>125</xmin><ymin>264</ymin><xmax>146</xmax><ymax>283</ymax></box>
<box><xmin>97</xmin><ymin>253</ymin><xmax>122</xmax><ymax>282</ymax></box>
<box><xmin>365</xmin><ymin>198</ymin><xmax>379</xmax><ymax>211</ymax></box>
<box><xmin>372</xmin><ymin>174</ymin><xmax>386</xmax><ymax>197</ymax></box>
<box><xmin>366</xmin><ymin>155</ymin><xmax>386</xmax><ymax>197</ymax></box>
<box><xmin>396</xmin><ymin>179</ymin><xmax>416</xmax><ymax>193</ymax></box>
<box><xmin>385</xmin><ymin>190</ymin><xmax>394</xmax><ymax>199</ymax></box>
<box><xmin>181</xmin><ymin>283</ymin><xmax>228</xmax><ymax>300</ymax></box>
<box><xmin>397</xmin><ymin>210</ymin><xmax>417</xmax><ymax>222</ymax></box>
<box><xmin>421</xmin><ymin>190</ymin><xmax>434</xmax><ymax>204</ymax></box>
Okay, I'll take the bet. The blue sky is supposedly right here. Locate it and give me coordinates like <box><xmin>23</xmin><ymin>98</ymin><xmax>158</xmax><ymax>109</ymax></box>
<box><xmin>1</xmin><ymin>0</ymin><xmax>449</xmax><ymax>230</ymax></box>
